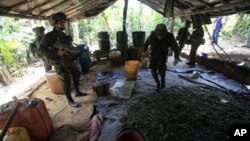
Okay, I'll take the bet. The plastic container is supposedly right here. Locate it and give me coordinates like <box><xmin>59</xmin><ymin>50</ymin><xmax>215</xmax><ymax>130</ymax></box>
<box><xmin>45</xmin><ymin>70</ymin><xmax>64</xmax><ymax>94</ymax></box>
<box><xmin>0</xmin><ymin>127</ymin><xmax>31</xmax><ymax>141</ymax></box>
<box><xmin>92</xmin><ymin>81</ymin><xmax>110</xmax><ymax>97</ymax></box>
<box><xmin>116</xmin><ymin>31</ymin><xmax>128</xmax><ymax>53</ymax></box>
<box><xmin>98</xmin><ymin>32</ymin><xmax>110</xmax><ymax>51</ymax></box>
<box><xmin>125</xmin><ymin>60</ymin><xmax>139</xmax><ymax>81</ymax></box>
<box><xmin>132</xmin><ymin>31</ymin><xmax>146</xmax><ymax>47</ymax></box>
<box><xmin>116</xmin><ymin>128</ymin><xmax>144</xmax><ymax>141</ymax></box>
<box><xmin>0</xmin><ymin>99</ymin><xmax>53</xmax><ymax>141</ymax></box>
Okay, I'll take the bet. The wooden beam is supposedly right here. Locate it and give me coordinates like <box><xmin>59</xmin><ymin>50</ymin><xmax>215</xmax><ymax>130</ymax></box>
<box><xmin>67</xmin><ymin>0</ymin><xmax>104</xmax><ymax>18</ymax></box>
<box><xmin>38</xmin><ymin>0</ymin><xmax>69</xmax><ymax>16</ymax></box>
<box><xmin>0</xmin><ymin>12</ymin><xmax>46</xmax><ymax>20</ymax></box>
<box><xmin>0</xmin><ymin>1</ymin><xmax>27</xmax><ymax>13</ymax></box>
<box><xmin>63</xmin><ymin>3</ymin><xmax>82</xmax><ymax>13</ymax></box>
<box><xmin>69</xmin><ymin>0</ymin><xmax>116</xmax><ymax>20</ymax></box>
<box><xmin>197</xmin><ymin>0</ymin><xmax>212</xmax><ymax>7</ymax></box>
<box><xmin>23</xmin><ymin>0</ymin><xmax>55</xmax><ymax>15</ymax></box>
<box><xmin>176</xmin><ymin>1</ymin><xmax>250</xmax><ymax>16</ymax></box>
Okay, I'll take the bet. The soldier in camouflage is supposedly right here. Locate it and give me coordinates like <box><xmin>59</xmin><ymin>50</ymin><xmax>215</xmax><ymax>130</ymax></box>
<box><xmin>39</xmin><ymin>12</ymin><xmax>86</xmax><ymax>108</ymax></box>
<box><xmin>30</xmin><ymin>26</ymin><xmax>52</xmax><ymax>72</ymax></box>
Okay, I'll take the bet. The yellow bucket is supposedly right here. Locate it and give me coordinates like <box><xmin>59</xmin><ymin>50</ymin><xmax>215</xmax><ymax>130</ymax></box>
<box><xmin>125</xmin><ymin>60</ymin><xmax>139</xmax><ymax>81</ymax></box>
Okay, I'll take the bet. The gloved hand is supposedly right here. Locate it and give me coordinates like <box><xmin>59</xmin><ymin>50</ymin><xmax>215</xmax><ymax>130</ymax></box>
<box><xmin>173</xmin><ymin>59</ymin><xmax>179</xmax><ymax>66</ymax></box>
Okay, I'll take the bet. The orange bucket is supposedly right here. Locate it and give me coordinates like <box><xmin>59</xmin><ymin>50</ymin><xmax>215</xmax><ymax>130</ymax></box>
<box><xmin>125</xmin><ymin>60</ymin><xmax>139</xmax><ymax>81</ymax></box>
<box><xmin>45</xmin><ymin>70</ymin><xmax>64</xmax><ymax>94</ymax></box>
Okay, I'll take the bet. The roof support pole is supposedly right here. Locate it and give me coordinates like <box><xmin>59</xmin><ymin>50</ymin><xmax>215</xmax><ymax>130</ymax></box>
<box><xmin>123</xmin><ymin>0</ymin><xmax>129</xmax><ymax>32</ymax></box>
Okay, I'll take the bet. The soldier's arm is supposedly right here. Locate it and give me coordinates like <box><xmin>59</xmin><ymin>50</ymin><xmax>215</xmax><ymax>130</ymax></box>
<box><xmin>39</xmin><ymin>34</ymin><xmax>59</xmax><ymax>60</ymax></box>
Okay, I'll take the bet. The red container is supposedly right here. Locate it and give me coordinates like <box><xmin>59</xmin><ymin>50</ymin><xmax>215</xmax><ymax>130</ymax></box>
<box><xmin>116</xmin><ymin>128</ymin><xmax>144</xmax><ymax>141</ymax></box>
<box><xmin>0</xmin><ymin>98</ymin><xmax>53</xmax><ymax>141</ymax></box>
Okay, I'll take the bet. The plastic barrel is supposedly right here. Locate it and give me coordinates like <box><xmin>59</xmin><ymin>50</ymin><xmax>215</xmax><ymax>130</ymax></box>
<box><xmin>98</xmin><ymin>32</ymin><xmax>110</xmax><ymax>51</ymax></box>
<box><xmin>125</xmin><ymin>60</ymin><xmax>139</xmax><ymax>81</ymax></box>
<box><xmin>116</xmin><ymin>31</ymin><xmax>128</xmax><ymax>52</ymax></box>
<box><xmin>132</xmin><ymin>31</ymin><xmax>146</xmax><ymax>47</ymax></box>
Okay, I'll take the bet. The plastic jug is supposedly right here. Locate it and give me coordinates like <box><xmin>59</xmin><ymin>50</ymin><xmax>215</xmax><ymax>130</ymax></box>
<box><xmin>0</xmin><ymin>127</ymin><xmax>31</xmax><ymax>141</ymax></box>
<box><xmin>45</xmin><ymin>70</ymin><xmax>64</xmax><ymax>94</ymax></box>
<box><xmin>0</xmin><ymin>98</ymin><xmax>53</xmax><ymax>141</ymax></box>
<box><xmin>125</xmin><ymin>60</ymin><xmax>139</xmax><ymax>81</ymax></box>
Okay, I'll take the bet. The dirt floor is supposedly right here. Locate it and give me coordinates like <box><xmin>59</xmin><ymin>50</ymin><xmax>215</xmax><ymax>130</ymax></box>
<box><xmin>31</xmin><ymin>61</ymin><xmax>123</xmax><ymax>141</ymax></box>
<box><xmin>29</xmin><ymin>56</ymin><xmax>249</xmax><ymax>141</ymax></box>
<box><xmin>182</xmin><ymin>38</ymin><xmax>250</xmax><ymax>67</ymax></box>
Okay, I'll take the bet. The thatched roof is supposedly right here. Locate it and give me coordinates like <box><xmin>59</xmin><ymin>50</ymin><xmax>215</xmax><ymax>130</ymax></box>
<box><xmin>0</xmin><ymin>0</ymin><xmax>249</xmax><ymax>21</ymax></box>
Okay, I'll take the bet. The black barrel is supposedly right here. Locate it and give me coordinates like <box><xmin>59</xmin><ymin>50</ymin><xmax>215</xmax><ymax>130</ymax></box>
<box><xmin>116</xmin><ymin>31</ymin><xmax>128</xmax><ymax>52</ymax></box>
<box><xmin>98</xmin><ymin>32</ymin><xmax>110</xmax><ymax>51</ymax></box>
<box><xmin>132</xmin><ymin>31</ymin><xmax>146</xmax><ymax>47</ymax></box>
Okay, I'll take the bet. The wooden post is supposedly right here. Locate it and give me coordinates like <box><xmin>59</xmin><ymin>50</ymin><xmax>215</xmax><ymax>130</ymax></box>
<box><xmin>123</xmin><ymin>0</ymin><xmax>128</xmax><ymax>32</ymax></box>
<box><xmin>170</xmin><ymin>16</ymin><xmax>175</xmax><ymax>33</ymax></box>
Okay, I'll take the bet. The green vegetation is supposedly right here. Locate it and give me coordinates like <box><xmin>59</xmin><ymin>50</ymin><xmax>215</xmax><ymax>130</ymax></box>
<box><xmin>222</xmin><ymin>14</ymin><xmax>250</xmax><ymax>40</ymax></box>
<box><xmin>123</xmin><ymin>87</ymin><xmax>250</xmax><ymax>141</ymax></box>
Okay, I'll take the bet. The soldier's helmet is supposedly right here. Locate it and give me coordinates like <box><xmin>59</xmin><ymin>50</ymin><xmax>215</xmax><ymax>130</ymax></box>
<box><xmin>32</xmin><ymin>26</ymin><xmax>45</xmax><ymax>33</ymax></box>
<box><xmin>49</xmin><ymin>12</ymin><xmax>67</xmax><ymax>26</ymax></box>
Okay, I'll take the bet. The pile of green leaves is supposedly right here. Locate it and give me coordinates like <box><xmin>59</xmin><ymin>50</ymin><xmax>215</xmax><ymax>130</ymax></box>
<box><xmin>123</xmin><ymin>87</ymin><xmax>250</xmax><ymax>141</ymax></box>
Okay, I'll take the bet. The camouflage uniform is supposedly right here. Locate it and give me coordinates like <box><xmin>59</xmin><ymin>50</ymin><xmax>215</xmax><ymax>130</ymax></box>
<box><xmin>31</xmin><ymin>26</ymin><xmax>52</xmax><ymax>72</ymax></box>
<box><xmin>177</xmin><ymin>21</ymin><xmax>191</xmax><ymax>57</ymax></box>
<box><xmin>38</xmin><ymin>12</ymin><xmax>85</xmax><ymax>108</ymax></box>
<box><xmin>187</xmin><ymin>25</ymin><xmax>204</xmax><ymax>66</ymax></box>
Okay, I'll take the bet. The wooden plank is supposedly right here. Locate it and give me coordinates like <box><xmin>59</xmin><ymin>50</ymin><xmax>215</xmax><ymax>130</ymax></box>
<box><xmin>22</xmin><ymin>0</ymin><xmax>55</xmax><ymax>15</ymax></box>
<box><xmin>39</xmin><ymin>0</ymin><xmax>69</xmax><ymax>16</ymax></box>
<box><xmin>67</xmin><ymin>0</ymin><xmax>104</xmax><ymax>18</ymax></box>
<box><xmin>0</xmin><ymin>12</ymin><xmax>46</xmax><ymax>20</ymax></box>
<box><xmin>0</xmin><ymin>1</ymin><xmax>27</xmax><ymax>13</ymax></box>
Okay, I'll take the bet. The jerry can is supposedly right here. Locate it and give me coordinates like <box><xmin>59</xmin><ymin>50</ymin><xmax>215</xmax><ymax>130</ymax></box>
<box><xmin>0</xmin><ymin>98</ymin><xmax>53</xmax><ymax>141</ymax></box>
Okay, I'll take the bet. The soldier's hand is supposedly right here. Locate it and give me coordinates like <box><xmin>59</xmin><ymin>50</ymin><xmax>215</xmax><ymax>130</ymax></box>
<box><xmin>57</xmin><ymin>48</ymin><xmax>65</xmax><ymax>56</ymax></box>
<box><xmin>173</xmin><ymin>59</ymin><xmax>179</xmax><ymax>66</ymax></box>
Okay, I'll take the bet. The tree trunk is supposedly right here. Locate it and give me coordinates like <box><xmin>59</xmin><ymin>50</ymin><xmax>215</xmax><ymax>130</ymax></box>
<box><xmin>101</xmin><ymin>12</ymin><xmax>111</xmax><ymax>33</ymax></box>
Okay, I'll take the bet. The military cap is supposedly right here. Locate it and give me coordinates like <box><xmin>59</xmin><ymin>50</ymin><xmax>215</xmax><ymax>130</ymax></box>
<box><xmin>32</xmin><ymin>26</ymin><xmax>45</xmax><ymax>33</ymax></box>
<box><xmin>49</xmin><ymin>12</ymin><xmax>67</xmax><ymax>26</ymax></box>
